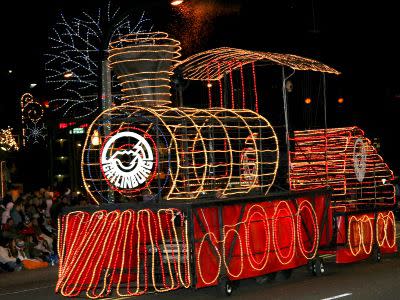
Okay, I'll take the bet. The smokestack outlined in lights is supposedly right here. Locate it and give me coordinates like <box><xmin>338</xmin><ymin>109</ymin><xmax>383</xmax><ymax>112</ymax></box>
<box><xmin>108</xmin><ymin>32</ymin><xmax>181</xmax><ymax>107</ymax></box>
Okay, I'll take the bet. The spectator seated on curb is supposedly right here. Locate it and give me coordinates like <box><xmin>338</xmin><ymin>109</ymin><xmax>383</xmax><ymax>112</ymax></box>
<box><xmin>1</xmin><ymin>186</ymin><xmax>93</xmax><ymax>272</ymax></box>
<box><xmin>13</xmin><ymin>239</ymin><xmax>49</xmax><ymax>270</ymax></box>
<box><xmin>0</xmin><ymin>239</ymin><xmax>22</xmax><ymax>272</ymax></box>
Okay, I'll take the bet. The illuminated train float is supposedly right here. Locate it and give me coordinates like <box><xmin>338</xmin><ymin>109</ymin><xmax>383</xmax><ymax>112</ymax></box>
<box><xmin>56</xmin><ymin>32</ymin><xmax>396</xmax><ymax>298</ymax></box>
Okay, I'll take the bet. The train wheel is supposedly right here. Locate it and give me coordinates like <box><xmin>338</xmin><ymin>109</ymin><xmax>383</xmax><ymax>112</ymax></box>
<box><xmin>217</xmin><ymin>276</ymin><xmax>233</xmax><ymax>297</ymax></box>
<box><xmin>307</xmin><ymin>260</ymin><xmax>315</xmax><ymax>276</ymax></box>
<box><xmin>255</xmin><ymin>272</ymin><xmax>277</xmax><ymax>284</ymax></box>
<box><xmin>267</xmin><ymin>272</ymin><xmax>278</xmax><ymax>281</ymax></box>
<box><xmin>372</xmin><ymin>245</ymin><xmax>382</xmax><ymax>263</ymax></box>
<box><xmin>281</xmin><ymin>269</ymin><xmax>293</xmax><ymax>280</ymax></box>
<box><xmin>255</xmin><ymin>276</ymin><xmax>268</xmax><ymax>285</ymax></box>
<box><xmin>312</xmin><ymin>257</ymin><xmax>326</xmax><ymax>276</ymax></box>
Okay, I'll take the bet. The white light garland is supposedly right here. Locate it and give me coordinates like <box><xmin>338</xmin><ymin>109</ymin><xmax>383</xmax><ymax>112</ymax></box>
<box><xmin>45</xmin><ymin>2</ymin><xmax>152</xmax><ymax>119</ymax></box>
<box><xmin>20</xmin><ymin>93</ymin><xmax>46</xmax><ymax>146</ymax></box>
<box><xmin>26</xmin><ymin>123</ymin><xmax>47</xmax><ymax>144</ymax></box>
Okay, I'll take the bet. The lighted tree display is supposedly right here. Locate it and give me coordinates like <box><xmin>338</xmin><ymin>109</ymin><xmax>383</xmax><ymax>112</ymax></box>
<box><xmin>0</xmin><ymin>128</ymin><xmax>19</xmax><ymax>152</ymax></box>
<box><xmin>45</xmin><ymin>2</ymin><xmax>152</xmax><ymax>119</ymax></box>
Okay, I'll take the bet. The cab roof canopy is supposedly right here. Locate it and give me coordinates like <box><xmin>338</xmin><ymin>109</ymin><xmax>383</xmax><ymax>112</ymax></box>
<box><xmin>174</xmin><ymin>47</ymin><xmax>340</xmax><ymax>81</ymax></box>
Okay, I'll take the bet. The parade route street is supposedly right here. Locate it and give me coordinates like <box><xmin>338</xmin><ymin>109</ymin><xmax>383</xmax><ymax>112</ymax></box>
<box><xmin>0</xmin><ymin>251</ymin><xmax>399</xmax><ymax>300</ymax></box>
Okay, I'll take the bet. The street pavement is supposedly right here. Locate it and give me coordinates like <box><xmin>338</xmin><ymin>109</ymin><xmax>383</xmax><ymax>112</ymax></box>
<box><xmin>2</xmin><ymin>222</ymin><xmax>400</xmax><ymax>300</ymax></box>
<box><xmin>1</xmin><ymin>253</ymin><xmax>400</xmax><ymax>300</ymax></box>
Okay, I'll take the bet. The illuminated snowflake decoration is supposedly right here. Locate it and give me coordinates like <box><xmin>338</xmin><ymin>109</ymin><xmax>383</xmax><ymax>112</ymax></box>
<box><xmin>45</xmin><ymin>2</ymin><xmax>152</xmax><ymax>119</ymax></box>
<box><xmin>26</xmin><ymin>124</ymin><xmax>47</xmax><ymax>144</ymax></box>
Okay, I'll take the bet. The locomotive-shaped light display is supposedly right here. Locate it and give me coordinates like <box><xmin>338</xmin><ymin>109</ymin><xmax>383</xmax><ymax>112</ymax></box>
<box><xmin>57</xmin><ymin>32</ymin><xmax>396</xmax><ymax>299</ymax></box>
<box><xmin>82</xmin><ymin>33</ymin><xmax>279</xmax><ymax>204</ymax></box>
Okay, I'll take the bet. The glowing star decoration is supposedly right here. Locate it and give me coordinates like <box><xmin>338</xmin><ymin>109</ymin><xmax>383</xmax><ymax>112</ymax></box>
<box><xmin>26</xmin><ymin>124</ymin><xmax>47</xmax><ymax>144</ymax></box>
<box><xmin>100</xmin><ymin>128</ymin><xmax>157</xmax><ymax>194</ymax></box>
<box><xmin>45</xmin><ymin>2</ymin><xmax>152</xmax><ymax>119</ymax></box>
<box><xmin>0</xmin><ymin>128</ymin><xmax>19</xmax><ymax>151</ymax></box>
<box><xmin>353</xmin><ymin>137</ymin><xmax>366</xmax><ymax>182</ymax></box>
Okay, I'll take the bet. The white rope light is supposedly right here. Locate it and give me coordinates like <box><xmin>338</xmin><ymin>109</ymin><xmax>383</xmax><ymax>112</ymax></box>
<box><xmin>81</xmin><ymin>32</ymin><xmax>279</xmax><ymax>204</ymax></box>
<box><xmin>174</xmin><ymin>47</ymin><xmax>340</xmax><ymax>81</ymax></box>
<box><xmin>81</xmin><ymin>105</ymin><xmax>279</xmax><ymax>204</ymax></box>
<box><xmin>108</xmin><ymin>32</ymin><xmax>181</xmax><ymax>106</ymax></box>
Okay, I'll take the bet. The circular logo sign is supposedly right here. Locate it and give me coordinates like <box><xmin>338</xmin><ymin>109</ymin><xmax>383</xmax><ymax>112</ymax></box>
<box><xmin>100</xmin><ymin>127</ymin><xmax>157</xmax><ymax>193</ymax></box>
<box><xmin>353</xmin><ymin>137</ymin><xmax>366</xmax><ymax>182</ymax></box>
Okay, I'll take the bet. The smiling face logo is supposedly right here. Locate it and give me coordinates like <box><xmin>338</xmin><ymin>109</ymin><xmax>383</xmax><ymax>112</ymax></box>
<box><xmin>353</xmin><ymin>137</ymin><xmax>366</xmax><ymax>183</ymax></box>
<box><xmin>100</xmin><ymin>128</ymin><xmax>157</xmax><ymax>193</ymax></box>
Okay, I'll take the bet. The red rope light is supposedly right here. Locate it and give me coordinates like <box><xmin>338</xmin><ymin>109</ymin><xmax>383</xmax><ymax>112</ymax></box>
<box><xmin>56</xmin><ymin>209</ymin><xmax>191</xmax><ymax>297</ymax></box>
<box><xmin>195</xmin><ymin>199</ymin><xmax>319</xmax><ymax>286</ymax></box>
<box><xmin>228</xmin><ymin>61</ymin><xmax>235</xmax><ymax>108</ymax></box>
<box><xmin>289</xmin><ymin>127</ymin><xmax>395</xmax><ymax>210</ymax></box>
<box><xmin>251</xmin><ymin>62</ymin><xmax>259</xmax><ymax>113</ymax></box>
<box><xmin>207</xmin><ymin>63</ymin><xmax>212</xmax><ymax>108</ymax></box>
<box><xmin>240</xmin><ymin>63</ymin><xmax>245</xmax><ymax>109</ymax></box>
<box><xmin>217</xmin><ymin>61</ymin><xmax>223</xmax><ymax>108</ymax></box>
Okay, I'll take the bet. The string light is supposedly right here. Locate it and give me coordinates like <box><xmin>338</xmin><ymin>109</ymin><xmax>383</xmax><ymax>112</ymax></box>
<box><xmin>58</xmin><ymin>201</ymin><xmax>321</xmax><ymax>294</ymax></box>
<box><xmin>289</xmin><ymin>127</ymin><xmax>395</xmax><ymax>209</ymax></box>
<box><xmin>56</xmin><ymin>208</ymin><xmax>190</xmax><ymax>298</ymax></box>
<box><xmin>240</xmin><ymin>63</ymin><xmax>246</xmax><ymax>109</ymax></box>
<box><xmin>20</xmin><ymin>93</ymin><xmax>46</xmax><ymax>146</ymax></box>
<box><xmin>347</xmin><ymin>215</ymin><xmax>373</xmax><ymax>256</ymax></box>
<box><xmin>251</xmin><ymin>62</ymin><xmax>259</xmax><ymax>112</ymax></box>
<box><xmin>108</xmin><ymin>32</ymin><xmax>181</xmax><ymax>107</ymax></box>
<box><xmin>217</xmin><ymin>62</ymin><xmax>223</xmax><ymax>107</ymax></box>
<box><xmin>81</xmin><ymin>105</ymin><xmax>279</xmax><ymax>204</ymax></box>
<box><xmin>296</xmin><ymin>200</ymin><xmax>319</xmax><ymax>259</ymax></box>
<box><xmin>45</xmin><ymin>3</ymin><xmax>152</xmax><ymax>119</ymax></box>
<box><xmin>272</xmin><ymin>201</ymin><xmax>296</xmax><ymax>265</ymax></box>
<box><xmin>229</xmin><ymin>62</ymin><xmax>235</xmax><ymax>108</ymax></box>
<box><xmin>207</xmin><ymin>65</ymin><xmax>213</xmax><ymax>108</ymax></box>
<box><xmin>0</xmin><ymin>161</ymin><xmax>5</xmax><ymax>198</ymax></box>
<box><xmin>376</xmin><ymin>211</ymin><xmax>396</xmax><ymax>249</ymax></box>
<box><xmin>26</xmin><ymin>123</ymin><xmax>47</xmax><ymax>144</ymax></box>
<box><xmin>0</xmin><ymin>128</ymin><xmax>19</xmax><ymax>151</ymax></box>
<box><xmin>81</xmin><ymin>33</ymin><xmax>280</xmax><ymax>204</ymax></box>
<box><xmin>244</xmin><ymin>205</ymin><xmax>270</xmax><ymax>271</ymax></box>
<box><xmin>174</xmin><ymin>47</ymin><xmax>340</xmax><ymax>81</ymax></box>
<box><xmin>195</xmin><ymin>200</ymin><xmax>320</xmax><ymax>286</ymax></box>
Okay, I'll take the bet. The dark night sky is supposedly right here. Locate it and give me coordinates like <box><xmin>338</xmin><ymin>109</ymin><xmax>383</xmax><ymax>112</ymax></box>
<box><xmin>1</xmin><ymin>0</ymin><xmax>399</xmax><ymax>171</ymax></box>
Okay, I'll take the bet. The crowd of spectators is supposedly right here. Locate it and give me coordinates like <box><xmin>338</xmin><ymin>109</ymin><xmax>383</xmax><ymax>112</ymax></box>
<box><xmin>0</xmin><ymin>185</ymin><xmax>89</xmax><ymax>273</ymax></box>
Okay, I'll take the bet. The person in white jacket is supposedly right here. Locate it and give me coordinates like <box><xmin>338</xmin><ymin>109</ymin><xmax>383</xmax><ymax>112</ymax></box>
<box><xmin>0</xmin><ymin>240</ymin><xmax>22</xmax><ymax>272</ymax></box>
